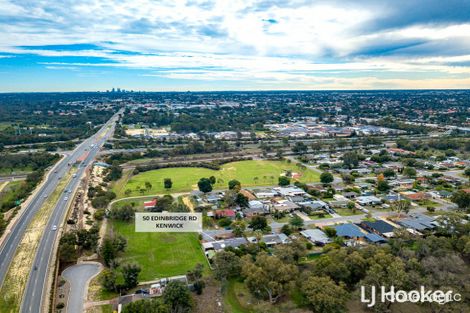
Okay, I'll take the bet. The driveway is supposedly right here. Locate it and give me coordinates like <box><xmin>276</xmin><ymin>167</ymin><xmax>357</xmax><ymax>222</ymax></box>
<box><xmin>62</xmin><ymin>262</ymin><xmax>102</xmax><ymax>313</ymax></box>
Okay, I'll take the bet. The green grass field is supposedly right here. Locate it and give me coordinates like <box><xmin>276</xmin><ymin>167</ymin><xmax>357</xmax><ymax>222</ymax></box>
<box><xmin>115</xmin><ymin>160</ymin><xmax>320</xmax><ymax>198</ymax></box>
<box><xmin>335</xmin><ymin>208</ymin><xmax>362</xmax><ymax>216</ymax></box>
<box><xmin>108</xmin><ymin>220</ymin><xmax>208</xmax><ymax>281</ymax></box>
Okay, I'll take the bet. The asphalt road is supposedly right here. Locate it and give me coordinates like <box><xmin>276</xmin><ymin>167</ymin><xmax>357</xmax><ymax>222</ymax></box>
<box><xmin>20</xmin><ymin>113</ymin><xmax>120</xmax><ymax>313</ymax></box>
<box><xmin>0</xmin><ymin>112</ymin><xmax>119</xmax><ymax>313</ymax></box>
<box><xmin>62</xmin><ymin>262</ymin><xmax>102</xmax><ymax>313</ymax></box>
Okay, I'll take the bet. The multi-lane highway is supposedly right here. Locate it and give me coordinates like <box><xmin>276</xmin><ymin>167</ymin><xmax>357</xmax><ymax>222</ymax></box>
<box><xmin>0</xmin><ymin>112</ymin><xmax>120</xmax><ymax>313</ymax></box>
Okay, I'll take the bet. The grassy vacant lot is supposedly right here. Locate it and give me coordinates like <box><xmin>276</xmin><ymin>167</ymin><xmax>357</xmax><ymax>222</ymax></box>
<box><xmin>115</xmin><ymin>160</ymin><xmax>320</xmax><ymax>198</ymax></box>
<box><xmin>335</xmin><ymin>208</ymin><xmax>362</xmax><ymax>216</ymax></box>
<box><xmin>108</xmin><ymin>220</ymin><xmax>207</xmax><ymax>281</ymax></box>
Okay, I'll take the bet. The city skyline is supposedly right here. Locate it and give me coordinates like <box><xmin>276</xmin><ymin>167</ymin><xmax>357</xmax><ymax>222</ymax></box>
<box><xmin>1</xmin><ymin>0</ymin><xmax>470</xmax><ymax>91</ymax></box>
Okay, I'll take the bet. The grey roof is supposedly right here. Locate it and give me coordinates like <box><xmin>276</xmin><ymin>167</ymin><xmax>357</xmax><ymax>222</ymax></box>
<box><xmin>212</xmin><ymin>238</ymin><xmax>248</xmax><ymax>251</ymax></box>
<box><xmin>289</xmin><ymin>195</ymin><xmax>307</xmax><ymax>203</ymax></box>
<box><xmin>398</xmin><ymin>219</ymin><xmax>428</xmax><ymax>231</ymax></box>
<box><xmin>248</xmin><ymin>233</ymin><xmax>289</xmax><ymax>245</ymax></box>
<box><xmin>248</xmin><ymin>200</ymin><xmax>264</xmax><ymax>209</ymax></box>
<box><xmin>357</xmin><ymin>195</ymin><xmax>382</xmax><ymax>203</ymax></box>
<box><xmin>335</xmin><ymin>223</ymin><xmax>365</xmax><ymax>238</ymax></box>
<box><xmin>361</xmin><ymin>220</ymin><xmax>395</xmax><ymax>234</ymax></box>
<box><xmin>365</xmin><ymin>233</ymin><xmax>387</xmax><ymax>243</ymax></box>
<box><xmin>300</xmin><ymin>229</ymin><xmax>332</xmax><ymax>244</ymax></box>
<box><xmin>298</xmin><ymin>200</ymin><xmax>327</xmax><ymax>210</ymax></box>
<box><xmin>401</xmin><ymin>213</ymin><xmax>436</xmax><ymax>229</ymax></box>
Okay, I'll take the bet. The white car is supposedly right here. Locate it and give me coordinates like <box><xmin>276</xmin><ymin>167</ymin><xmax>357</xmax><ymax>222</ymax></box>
<box><xmin>51</xmin><ymin>225</ymin><xmax>57</xmax><ymax>231</ymax></box>
<box><xmin>64</xmin><ymin>197</ymin><xmax>68</xmax><ymax>201</ymax></box>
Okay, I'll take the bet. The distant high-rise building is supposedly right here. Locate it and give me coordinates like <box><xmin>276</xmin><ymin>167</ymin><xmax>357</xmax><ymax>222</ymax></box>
<box><xmin>111</xmin><ymin>88</ymin><xmax>115</xmax><ymax>93</ymax></box>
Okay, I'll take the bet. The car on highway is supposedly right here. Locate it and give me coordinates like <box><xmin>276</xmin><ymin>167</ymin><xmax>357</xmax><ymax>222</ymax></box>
<box><xmin>64</xmin><ymin>197</ymin><xmax>68</xmax><ymax>201</ymax></box>
<box><xmin>51</xmin><ymin>225</ymin><xmax>57</xmax><ymax>231</ymax></box>
<box><xmin>43</xmin><ymin>194</ymin><xmax>48</xmax><ymax>198</ymax></box>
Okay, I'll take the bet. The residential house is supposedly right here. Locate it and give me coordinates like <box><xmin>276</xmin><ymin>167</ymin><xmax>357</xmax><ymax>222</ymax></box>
<box><xmin>356</xmin><ymin>196</ymin><xmax>382</xmax><ymax>206</ymax></box>
<box><xmin>343</xmin><ymin>191</ymin><xmax>359</xmax><ymax>199</ymax></box>
<box><xmin>401</xmin><ymin>191</ymin><xmax>431</xmax><ymax>202</ymax></box>
<box><xmin>397</xmin><ymin>213</ymin><xmax>437</xmax><ymax>231</ymax></box>
<box><xmin>247</xmin><ymin>234</ymin><xmax>290</xmax><ymax>246</ymax></box>
<box><xmin>335</xmin><ymin>223</ymin><xmax>366</xmax><ymax>239</ymax></box>
<box><xmin>437</xmin><ymin>190</ymin><xmax>452</xmax><ymax>199</ymax></box>
<box><xmin>383</xmin><ymin>193</ymin><xmax>401</xmax><ymax>202</ymax></box>
<box><xmin>298</xmin><ymin>200</ymin><xmax>328</xmax><ymax>213</ymax></box>
<box><xmin>272</xmin><ymin>200</ymin><xmax>300</xmax><ymax>213</ymax></box>
<box><xmin>360</xmin><ymin>220</ymin><xmax>396</xmax><ymax>238</ymax></box>
<box><xmin>300</xmin><ymin>229</ymin><xmax>332</xmax><ymax>246</ymax></box>
<box><xmin>214</xmin><ymin>209</ymin><xmax>236</xmax><ymax>219</ymax></box>
<box><xmin>244</xmin><ymin>200</ymin><xmax>269</xmax><ymax>217</ymax></box>
<box><xmin>253</xmin><ymin>189</ymin><xmax>278</xmax><ymax>199</ymax></box>
<box><xmin>273</xmin><ymin>186</ymin><xmax>306</xmax><ymax>197</ymax></box>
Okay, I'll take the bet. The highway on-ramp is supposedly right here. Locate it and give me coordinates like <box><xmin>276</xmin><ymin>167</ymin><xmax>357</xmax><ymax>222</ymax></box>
<box><xmin>0</xmin><ymin>112</ymin><xmax>120</xmax><ymax>313</ymax></box>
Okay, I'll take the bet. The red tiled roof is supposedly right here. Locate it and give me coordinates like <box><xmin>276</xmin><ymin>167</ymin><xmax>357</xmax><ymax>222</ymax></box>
<box><xmin>144</xmin><ymin>199</ymin><xmax>157</xmax><ymax>207</ymax></box>
<box><xmin>215</xmin><ymin>209</ymin><xmax>236</xmax><ymax>217</ymax></box>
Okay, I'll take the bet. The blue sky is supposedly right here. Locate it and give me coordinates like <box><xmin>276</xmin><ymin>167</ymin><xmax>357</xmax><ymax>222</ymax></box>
<box><xmin>1</xmin><ymin>0</ymin><xmax>470</xmax><ymax>91</ymax></box>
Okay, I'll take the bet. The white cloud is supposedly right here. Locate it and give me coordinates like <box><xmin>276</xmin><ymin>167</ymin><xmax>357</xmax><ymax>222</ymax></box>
<box><xmin>0</xmin><ymin>0</ymin><xmax>469</xmax><ymax>89</ymax></box>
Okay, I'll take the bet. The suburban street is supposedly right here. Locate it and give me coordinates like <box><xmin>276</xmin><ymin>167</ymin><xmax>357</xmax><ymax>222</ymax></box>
<box><xmin>20</xmin><ymin>112</ymin><xmax>120</xmax><ymax>313</ymax></box>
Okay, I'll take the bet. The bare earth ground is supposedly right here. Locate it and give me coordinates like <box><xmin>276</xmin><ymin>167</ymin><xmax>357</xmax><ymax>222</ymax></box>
<box><xmin>193</xmin><ymin>278</ymin><xmax>224</xmax><ymax>313</ymax></box>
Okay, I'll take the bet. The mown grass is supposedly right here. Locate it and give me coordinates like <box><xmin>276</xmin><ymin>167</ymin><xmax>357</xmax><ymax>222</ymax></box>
<box><xmin>108</xmin><ymin>220</ymin><xmax>208</xmax><ymax>281</ymax></box>
<box><xmin>335</xmin><ymin>208</ymin><xmax>362</xmax><ymax>216</ymax></box>
<box><xmin>115</xmin><ymin>160</ymin><xmax>320</xmax><ymax>198</ymax></box>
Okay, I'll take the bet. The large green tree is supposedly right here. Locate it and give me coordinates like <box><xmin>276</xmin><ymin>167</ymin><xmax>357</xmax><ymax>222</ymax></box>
<box><xmin>164</xmin><ymin>178</ymin><xmax>172</xmax><ymax>189</ymax></box>
<box><xmin>451</xmin><ymin>190</ymin><xmax>470</xmax><ymax>210</ymax></box>
<box><xmin>241</xmin><ymin>252</ymin><xmax>298</xmax><ymax>303</ymax></box>
<box><xmin>197</xmin><ymin>177</ymin><xmax>213</xmax><ymax>193</ymax></box>
<box><xmin>391</xmin><ymin>199</ymin><xmax>411</xmax><ymax>217</ymax></box>
<box><xmin>301</xmin><ymin>276</ymin><xmax>349</xmax><ymax>313</ymax></box>
<box><xmin>342</xmin><ymin>151</ymin><xmax>359</xmax><ymax>168</ymax></box>
<box><xmin>228</xmin><ymin>179</ymin><xmax>241</xmax><ymax>191</ymax></box>
<box><xmin>122</xmin><ymin>263</ymin><xmax>141</xmax><ymax>290</ymax></box>
<box><xmin>162</xmin><ymin>281</ymin><xmax>193</xmax><ymax>313</ymax></box>
<box><xmin>212</xmin><ymin>250</ymin><xmax>241</xmax><ymax>281</ymax></box>
<box><xmin>320</xmin><ymin>172</ymin><xmax>334</xmax><ymax>184</ymax></box>
<box><xmin>249</xmin><ymin>216</ymin><xmax>268</xmax><ymax>231</ymax></box>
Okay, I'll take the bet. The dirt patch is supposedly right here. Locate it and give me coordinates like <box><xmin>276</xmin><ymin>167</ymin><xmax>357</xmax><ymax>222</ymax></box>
<box><xmin>193</xmin><ymin>278</ymin><xmax>223</xmax><ymax>313</ymax></box>
<box><xmin>182</xmin><ymin>196</ymin><xmax>195</xmax><ymax>212</ymax></box>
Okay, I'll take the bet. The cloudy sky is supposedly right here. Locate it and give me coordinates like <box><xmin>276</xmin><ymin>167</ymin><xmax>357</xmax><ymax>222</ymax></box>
<box><xmin>1</xmin><ymin>0</ymin><xmax>470</xmax><ymax>91</ymax></box>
